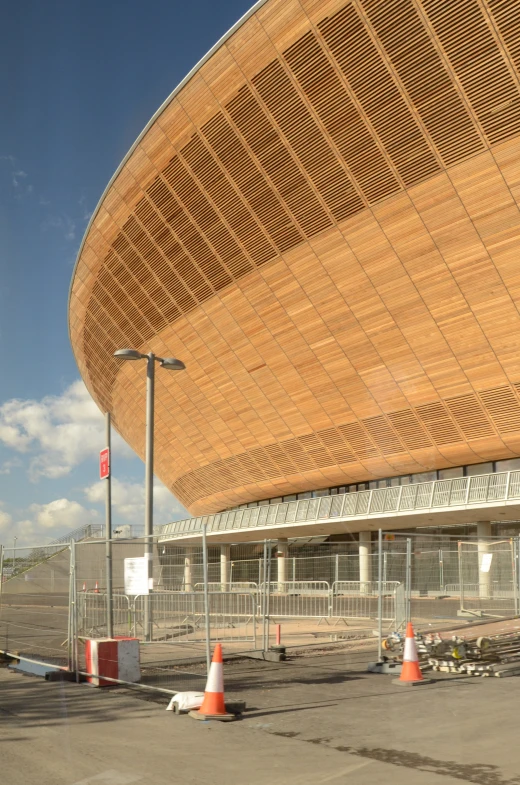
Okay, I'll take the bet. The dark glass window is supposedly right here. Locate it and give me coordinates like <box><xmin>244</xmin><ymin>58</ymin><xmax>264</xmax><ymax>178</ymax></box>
<box><xmin>466</xmin><ymin>463</ymin><xmax>493</xmax><ymax>477</ymax></box>
<box><xmin>438</xmin><ymin>467</ymin><xmax>463</xmax><ymax>480</ymax></box>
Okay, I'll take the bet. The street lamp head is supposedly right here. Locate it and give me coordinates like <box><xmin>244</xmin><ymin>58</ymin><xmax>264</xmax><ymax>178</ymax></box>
<box><xmin>113</xmin><ymin>348</ymin><xmax>145</xmax><ymax>361</ymax></box>
<box><xmin>159</xmin><ymin>357</ymin><xmax>186</xmax><ymax>371</ymax></box>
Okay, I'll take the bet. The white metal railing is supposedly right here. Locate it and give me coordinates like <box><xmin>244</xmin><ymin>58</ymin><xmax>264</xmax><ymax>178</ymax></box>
<box><xmin>260</xmin><ymin>581</ymin><xmax>330</xmax><ymax>595</ymax></box>
<box><xmin>156</xmin><ymin>470</ymin><xmax>520</xmax><ymax>541</ymax></box>
<box><xmin>194</xmin><ymin>582</ymin><xmax>258</xmax><ymax>592</ymax></box>
<box><xmin>332</xmin><ymin>580</ymin><xmax>400</xmax><ymax>596</ymax></box>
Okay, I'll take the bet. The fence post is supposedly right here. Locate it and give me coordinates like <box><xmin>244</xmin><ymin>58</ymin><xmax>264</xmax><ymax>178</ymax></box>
<box><xmin>516</xmin><ymin>536</ymin><xmax>520</xmax><ymax>617</ymax></box>
<box><xmin>71</xmin><ymin>539</ymin><xmax>79</xmax><ymax>682</ymax></box>
<box><xmin>262</xmin><ymin>540</ymin><xmax>268</xmax><ymax>651</ymax></box>
<box><xmin>202</xmin><ymin>524</ymin><xmax>211</xmax><ymax>674</ymax></box>
<box><xmin>105</xmin><ymin>412</ymin><xmax>113</xmax><ymax>639</ymax></box>
<box><xmin>67</xmin><ymin>544</ymin><xmax>74</xmax><ymax>671</ymax></box>
<box><xmin>458</xmin><ymin>541</ymin><xmax>464</xmax><ymax>613</ymax></box>
<box><xmin>406</xmin><ymin>538</ymin><xmax>412</xmax><ymax>623</ymax></box>
<box><xmin>377</xmin><ymin>529</ymin><xmax>382</xmax><ymax>660</ymax></box>
<box><xmin>335</xmin><ymin>553</ymin><xmax>339</xmax><ymax>585</ymax></box>
<box><xmin>265</xmin><ymin>541</ymin><xmax>272</xmax><ymax>651</ymax></box>
<box><xmin>0</xmin><ymin>544</ymin><xmax>4</xmax><ymax>612</ymax></box>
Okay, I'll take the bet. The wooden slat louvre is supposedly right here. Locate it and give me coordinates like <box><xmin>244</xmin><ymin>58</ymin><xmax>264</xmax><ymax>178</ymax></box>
<box><xmin>70</xmin><ymin>0</ymin><xmax>520</xmax><ymax>513</ymax></box>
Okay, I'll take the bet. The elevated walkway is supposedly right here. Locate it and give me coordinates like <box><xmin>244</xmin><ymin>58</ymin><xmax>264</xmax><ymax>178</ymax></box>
<box><xmin>156</xmin><ymin>470</ymin><xmax>520</xmax><ymax>544</ymax></box>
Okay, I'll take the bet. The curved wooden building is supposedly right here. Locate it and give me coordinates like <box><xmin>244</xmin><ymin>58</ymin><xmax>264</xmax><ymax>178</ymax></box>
<box><xmin>70</xmin><ymin>0</ymin><xmax>520</xmax><ymax>516</ymax></box>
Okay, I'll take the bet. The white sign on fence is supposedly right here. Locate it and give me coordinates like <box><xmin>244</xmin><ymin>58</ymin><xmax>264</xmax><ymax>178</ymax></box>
<box><xmin>480</xmin><ymin>553</ymin><xmax>493</xmax><ymax>573</ymax></box>
<box><xmin>124</xmin><ymin>557</ymin><xmax>149</xmax><ymax>595</ymax></box>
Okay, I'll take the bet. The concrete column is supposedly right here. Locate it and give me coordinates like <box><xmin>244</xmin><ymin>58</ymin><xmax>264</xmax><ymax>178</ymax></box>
<box><xmin>359</xmin><ymin>531</ymin><xmax>372</xmax><ymax>594</ymax></box>
<box><xmin>183</xmin><ymin>547</ymin><xmax>194</xmax><ymax>592</ymax></box>
<box><xmin>220</xmin><ymin>545</ymin><xmax>231</xmax><ymax>591</ymax></box>
<box><xmin>477</xmin><ymin>521</ymin><xmax>492</xmax><ymax>599</ymax></box>
<box><xmin>277</xmin><ymin>539</ymin><xmax>289</xmax><ymax>591</ymax></box>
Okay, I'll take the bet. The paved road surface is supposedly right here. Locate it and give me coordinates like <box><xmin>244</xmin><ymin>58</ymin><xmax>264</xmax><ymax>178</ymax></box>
<box><xmin>2</xmin><ymin>651</ymin><xmax>520</xmax><ymax>784</ymax></box>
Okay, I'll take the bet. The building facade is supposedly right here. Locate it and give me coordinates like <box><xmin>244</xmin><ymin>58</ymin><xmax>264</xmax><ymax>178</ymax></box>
<box><xmin>70</xmin><ymin>0</ymin><xmax>520</xmax><ymax>526</ymax></box>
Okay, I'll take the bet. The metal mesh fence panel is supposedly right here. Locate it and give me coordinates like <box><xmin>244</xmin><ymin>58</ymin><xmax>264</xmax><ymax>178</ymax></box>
<box><xmin>133</xmin><ymin>591</ymin><xmax>257</xmax><ymax>645</ymax></box>
<box><xmin>263</xmin><ymin>582</ymin><xmax>330</xmax><ymax>619</ymax></box>
<box><xmin>458</xmin><ymin>539</ymin><xmax>517</xmax><ymax>617</ymax></box>
<box><xmin>331</xmin><ymin>581</ymin><xmax>398</xmax><ymax>623</ymax></box>
<box><xmin>7</xmin><ymin>529</ymin><xmax>519</xmax><ymax>690</ymax></box>
<box><xmin>0</xmin><ymin>543</ymin><xmax>71</xmax><ymax>666</ymax></box>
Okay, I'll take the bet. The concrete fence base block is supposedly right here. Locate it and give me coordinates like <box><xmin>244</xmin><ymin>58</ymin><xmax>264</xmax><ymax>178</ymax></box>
<box><xmin>243</xmin><ymin>650</ymin><xmax>286</xmax><ymax>662</ymax></box>
<box><xmin>44</xmin><ymin>670</ymin><xmax>77</xmax><ymax>682</ymax></box>
<box><xmin>225</xmin><ymin>700</ymin><xmax>246</xmax><ymax>715</ymax></box>
<box><xmin>367</xmin><ymin>661</ymin><xmax>402</xmax><ymax>675</ymax></box>
<box><xmin>188</xmin><ymin>710</ymin><xmax>235</xmax><ymax>722</ymax></box>
<box><xmin>391</xmin><ymin>678</ymin><xmax>433</xmax><ymax>687</ymax></box>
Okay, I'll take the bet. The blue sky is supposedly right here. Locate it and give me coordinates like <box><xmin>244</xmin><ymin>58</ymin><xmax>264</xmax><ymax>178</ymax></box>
<box><xmin>0</xmin><ymin>0</ymin><xmax>253</xmax><ymax>545</ymax></box>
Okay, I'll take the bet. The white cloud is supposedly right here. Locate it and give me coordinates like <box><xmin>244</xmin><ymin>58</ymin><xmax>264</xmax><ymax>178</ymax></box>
<box><xmin>29</xmin><ymin>498</ymin><xmax>99</xmax><ymax>530</ymax></box>
<box><xmin>84</xmin><ymin>477</ymin><xmax>187</xmax><ymax>525</ymax></box>
<box><xmin>1</xmin><ymin>155</ymin><xmax>33</xmax><ymax>199</ymax></box>
<box><xmin>0</xmin><ymin>506</ymin><xmax>12</xmax><ymax>530</ymax></box>
<box><xmin>0</xmin><ymin>458</ymin><xmax>22</xmax><ymax>475</ymax></box>
<box><xmin>79</xmin><ymin>193</ymin><xmax>92</xmax><ymax>223</ymax></box>
<box><xmin>12</xmin><ymin>169</ymin><xmax>27</xmax><ymax>187</ymax></box>
<box><xmin>0</xmin><ymin>499</ymin><xmax>99</xmax><ymax>546</ymax></box>
<box><xmin>0</xmin><ymin>379</ymin><xmax>133</xmax><ymax>481</ymax></box>
<box><xmin>41</xmin><ymin>213</ymin><xmax>76</xmax><ymax>240</ymax></box>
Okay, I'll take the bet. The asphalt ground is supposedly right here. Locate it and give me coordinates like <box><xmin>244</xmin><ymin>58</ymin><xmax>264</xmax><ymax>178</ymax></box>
<box><xmin>3</xmin><ymin>650</ymin><xmax>520</xmax><ymax>784</ymax></box>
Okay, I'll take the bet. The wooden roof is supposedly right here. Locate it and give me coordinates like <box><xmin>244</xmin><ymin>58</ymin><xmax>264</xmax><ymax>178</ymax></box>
<box><xmin>69</xmin><ymin>0</ymin><xmax>520</xmax><ymax>514</ymax></box>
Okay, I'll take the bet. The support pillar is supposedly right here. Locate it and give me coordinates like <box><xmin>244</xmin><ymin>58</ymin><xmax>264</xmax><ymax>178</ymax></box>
<box><xmin>359</xmin><ymin>531</ymin><xmax>372</xmax><ymax>594</ymax></box>
<box><xmin>220</xmin><ymin>545</ymin><xmax>231</xmax><ymax>591</ymax></box>
<box><xmin>277</xmin><ymin>539</ymin><xmax>288</xmax><ymax>591</ymax></box>
<box><xmin>477</xmin><ymin>521</ymin><xmax>492</xmax><ymax>599</ymax></box>
<box><xmin>184</xmin><ymin>547</ymin><xmax>194</xmax><ymax>592</ymax></box>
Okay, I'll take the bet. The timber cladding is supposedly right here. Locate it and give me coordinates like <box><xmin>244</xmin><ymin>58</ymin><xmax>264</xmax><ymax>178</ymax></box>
<box><xmin>69</xmin><ymin>0</ymin><xmax>520</xmax><ymax>514</ymax></box>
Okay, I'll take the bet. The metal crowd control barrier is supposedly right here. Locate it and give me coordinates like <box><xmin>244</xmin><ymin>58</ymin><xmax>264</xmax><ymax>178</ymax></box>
<box><xmin>262</xmin><ymin>582</ymin><xmax>330</xmax><ymax>619</ymax></box>
<box><xmin>254</xmin><ymin>581</ymin><xmax>399</xmax><ymax>624</ymax></box>
<box><xmin>331</xmin><ymin>581</ymin><xmax>399</xmax><ymax>622</ymax></box>
<box><xmin>156</xmin><ymin>470</ymin><xmax>520</xmax><ymax>540</ymax></box>
<box><xmin>76</xmin><ymin>591</ymin><xmax>132</xmax><ymax>637</ymax></box>
<box><xmin>260</xmin><ymin>581</ymin><xmax>331</xmax><ymax>595</ymax></box>
<box><xmin>132</xmin><ymin>591</ymin><xmax>257</xmax><ymax>645</ymax></box>
<box><xmin>194</xmin><ymin>582</ymin><xmax>258</xmax><ymax>593</ymax></box>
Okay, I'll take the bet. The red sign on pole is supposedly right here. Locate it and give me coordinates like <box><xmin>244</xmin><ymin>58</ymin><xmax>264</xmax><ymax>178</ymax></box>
<box><xmin>100</xmin><ymin>448</ymin><xmax>110</xmax><ymax>480</ymax></box>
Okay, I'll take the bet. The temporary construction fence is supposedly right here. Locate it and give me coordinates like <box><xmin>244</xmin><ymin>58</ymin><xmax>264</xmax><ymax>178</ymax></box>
<box><xmin>2</xmin><ymin>530</ymin><xmax>520</xmax><ymax>693</ymax></box>
<box><xmin>0</xmin><ymin>541</ymin><xmax>72</xmax><ymax>668</ymax></box>
<box><xmin>458</xmin><ymin>539</ymin><xmax>519</xmax><ymax>618</ymax></box>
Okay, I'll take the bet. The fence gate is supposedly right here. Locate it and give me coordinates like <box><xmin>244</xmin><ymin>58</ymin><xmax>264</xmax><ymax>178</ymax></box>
<box><xmin>0</xmin><ymin>542</ymin><xmax>72</xmax><ymax>667</ymax></box>
<box><xmin>458</xmin><ymin>539</ymin><xmax>518</xmax><ymax>618</ymax></box>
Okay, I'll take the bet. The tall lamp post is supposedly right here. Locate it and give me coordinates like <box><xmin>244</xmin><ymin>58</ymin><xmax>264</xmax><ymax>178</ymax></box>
<box><xmin>114</xmin><ymin>349</ymin><xmax>185</xmax><ymax>641</ymax></box>
<box><xmin>13</xmin><ymin>536</ymin><xmax>17</xmax><ymax>575</ymax></box>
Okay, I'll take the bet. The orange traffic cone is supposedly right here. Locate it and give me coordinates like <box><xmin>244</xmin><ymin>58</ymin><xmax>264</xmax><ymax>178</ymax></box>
<box><xmin>399</xmin><ymin>622</ymin><xmax>423</xmax><ymax>683</ymax></box>
<box><xmin>94</xmin><ymin>581</ymin><xmax>99</xmax><ymax>594</ymax></box>
<box><xmin>189</xmin><ymin>644</ymin><xmax>234</xmax><ymax>721</ymax></box>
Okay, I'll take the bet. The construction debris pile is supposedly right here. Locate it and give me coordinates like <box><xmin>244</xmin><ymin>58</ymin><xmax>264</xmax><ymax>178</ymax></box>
<box><xmin>382</xmin><ymin>630</ymin><xmax>520</xmax><ymax>678</ymax></box>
